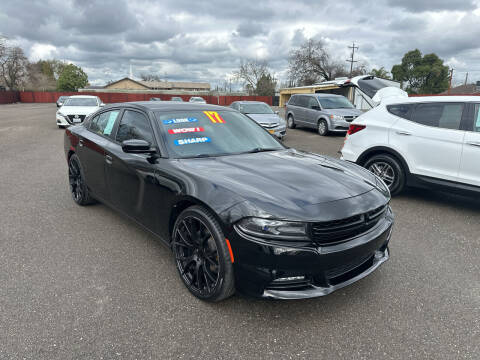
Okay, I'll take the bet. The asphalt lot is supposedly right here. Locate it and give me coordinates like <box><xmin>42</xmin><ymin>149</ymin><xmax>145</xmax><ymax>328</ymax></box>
<box><xmin>0</xmin><ymin>103</ymin><xmax>479</xmax><ymax>360</ymax></box>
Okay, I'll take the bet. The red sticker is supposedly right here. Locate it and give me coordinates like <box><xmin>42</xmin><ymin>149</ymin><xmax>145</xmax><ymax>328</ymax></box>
<box><xmin>168</xmin><ymin>127</ymin><xmax>204</xmax><ymax>134</ymax></box>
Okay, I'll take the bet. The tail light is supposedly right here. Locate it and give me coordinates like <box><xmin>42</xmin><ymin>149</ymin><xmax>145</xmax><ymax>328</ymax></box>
<box><xmin>347</xmin><ymin>124</ymin><xmax>366</xmax><ymax>135</ymax></box>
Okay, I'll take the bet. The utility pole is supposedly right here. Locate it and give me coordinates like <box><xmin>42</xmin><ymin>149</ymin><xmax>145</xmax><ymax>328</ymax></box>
<box><xmin>448</xmin><ymin>68</ymin><xmax>454</xmax><ymax>94</ymax></box>
<box><xmin>346</xmin><ymin>42</ymin><xmax>358</xmax><ymax>78</ymax></box>
<box><xmin>464</xmin><ymin>72</ymin><xmax>469</xmax><ymax>85</ymax></box>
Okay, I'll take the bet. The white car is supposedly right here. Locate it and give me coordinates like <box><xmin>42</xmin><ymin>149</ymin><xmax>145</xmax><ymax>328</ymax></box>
<box><xmin>189</xmin><ymin>96</ymin><xmax>207</xmax><ymax>104</ymax></box>
<box><xmin>56</xmin><ymin>95</ymin><xmax>104</xmax><ymax>128</ymax></box>
<box><xmin>341</xmin><ymin>96</ymin><xmax>480</xmax><ymax>195</ymax></box>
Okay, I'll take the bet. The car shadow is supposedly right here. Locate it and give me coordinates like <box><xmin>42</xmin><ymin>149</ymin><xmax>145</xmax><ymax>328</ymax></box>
<box><xmin>398</xmin><ymin>187</ymin><xmax>480</xmax><ymax>212</ymax></box>
<box><xmin>293</xmin><ymin>126</ymin><xmax>346</xmax><ymax>137</ymax></box>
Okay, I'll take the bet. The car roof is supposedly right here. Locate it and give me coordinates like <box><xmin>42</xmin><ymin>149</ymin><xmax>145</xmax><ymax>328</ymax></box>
<box><xmin>103</xmin><ymin>101</ymin><xmax>232</xmax><ymax>112</ymax></box>
<box><xmin>66</xmin><ymin>95</ymin><xmax>99</xmax><ymax>99</ymax></box>
<box><xmin>384</xmin><ymin>95</ymin><xmax>480</xmax><ymax>105</ymax></box>
<box><xmin>293</xmin><ymin>93</ymin><xmax>343</xmax><ymax>98</ymax></box>
<box><xmin>235</xmin><ymin>101</ymin><xmax>268</xmax><ymax>104</ymax></box>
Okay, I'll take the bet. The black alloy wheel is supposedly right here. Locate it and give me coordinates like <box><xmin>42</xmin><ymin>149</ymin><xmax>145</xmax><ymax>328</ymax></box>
<box><xmin>68</xmin><ymin>154</ymin><xmax>95</xmax><ymax>205</ymax></box>
<box><xmin>287</xmin><ymin>115</ymin><xmax>296</xmax><ymax>129</ymax></box>
<box><xmin>172</xmin><ymin>206</ymin><xmax>235</xmax><ymax>302</ymax></box>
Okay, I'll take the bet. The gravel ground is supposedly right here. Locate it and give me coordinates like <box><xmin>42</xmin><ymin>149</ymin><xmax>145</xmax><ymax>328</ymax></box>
<box><xmin>0</xmin><ymin>103</ymin><xmax>478</xmax><ymax>360</ymax></box>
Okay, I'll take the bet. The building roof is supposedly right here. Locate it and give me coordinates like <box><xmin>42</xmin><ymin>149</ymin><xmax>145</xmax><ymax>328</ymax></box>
<box><xmin>440</xmin><ymin>84</ymin><xmax>480</xmax><ymax>95</ymax></box>
<box><xmin>104</xmin><ymin>77</ymin><xmax>210</xmax><ymax>90</ymax></box>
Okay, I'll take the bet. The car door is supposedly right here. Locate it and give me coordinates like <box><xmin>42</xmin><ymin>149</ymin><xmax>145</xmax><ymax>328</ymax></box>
<box><xmin>294</xmin><ymin>96</ymin><xmax>308</xmax><ymax>124</ymax></box>
<box><xmin>76</xmin><ymin>109</ymin><xmax>121</xmax><ymax>201</ymax></box>
<box><xmin>389</xmin><ymin>102</ymin><xmax>466</xmax><ymax>182</ymax></box>
<box><xmin>104</xmin><ymin>109</ymin><xmax>161</xmax><ymax>232</ymax></box>
<box><xmin>305</xmin><ymin>96</ymin><xmax>321</xmax><ymax>127</ymax></box>
<box><xmin>458</xmin><ymin>103</ymin><xmax>480</xmax><ymax>186</ymax></box>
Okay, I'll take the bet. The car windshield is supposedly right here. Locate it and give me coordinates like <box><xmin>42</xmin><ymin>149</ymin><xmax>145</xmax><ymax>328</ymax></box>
<box><xmin>317</xmin><ymin>96</ymin><xmax>354</xmax><ymax>109</ymax></box>
<box><xmin>190</xmin><ymin>97</ymin><xmax>204</xmax><ymax>102</ymax></box>
<box><xmin>155</xmin><ymin>110</ymin><xmax>284</xmax><ymax>158</ymax></box>
<box><xmin>64</xmin><ymin>98</ymin><xmax>98</xmax><ymax>106</ymax></box>
<box><xmin>239</xmin><ymin>103</ymin><xmax>273</xmax><ymax>114</ymax></box>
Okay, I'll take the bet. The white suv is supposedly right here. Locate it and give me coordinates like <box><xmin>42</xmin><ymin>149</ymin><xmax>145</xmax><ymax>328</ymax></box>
<box><xmin>341</xmin><ymin>96</ymin><xmax>480</xmax><ymax>195</ymax></box>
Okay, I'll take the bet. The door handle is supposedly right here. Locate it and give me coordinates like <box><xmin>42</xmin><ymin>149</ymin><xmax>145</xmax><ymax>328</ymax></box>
<box><xmin>395</xmin><ymin>131</ymin><xmax>412</xmax><ymax>136</ymax></box>
<box><xmin>105</xmin><ymin>154</ymin><xmax>113</xmax><ymax>164</ymax></box>
<box><xmin>79</xmin><ymin>139</ymin><xmax>84</xmax><ymax>147</ymax></box>
<box><xmin>466</xmin><ymin>141</ymin><xmax>480</xmax><ymax>147</ymax></box>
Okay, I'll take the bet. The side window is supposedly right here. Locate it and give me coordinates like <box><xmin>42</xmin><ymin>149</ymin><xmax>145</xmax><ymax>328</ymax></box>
<box><xmin>473</xmin><ymin>104</ymin><xmax>480</xmax><ymax>132</ymax></box>
<box><xmin>296</xmin><ymin>96</ymin><xmax>309</xmax><ymax>108</ymax></box>
<box><xmin>307</xmin><ymin>97</ymin><xmax>318</xmax><ymax>109</ymax></box>
<box><xmin>116</xmin><ymin>110</ymin><xmax>154</xmax><ymax>144</ymax></box>
<box><xmin>231</xmin><ymin>103</ymin><xmax>238</xmax><ymax>110</ymax></box>
<box><xmin>89</xmin><ymin>110</ymin><xmax>120</xmax><ymax>137</ymax></box>
<box><xmin>288</xmin><ymin>96</ymin><xmax>297</xmax><ymax>106</ymax></box>
<box><xmin>411</xmin><ymin>103</ymin><xmax>463</xmax><ymax>130</ymax></box>
<box><xmin>387</xmin><ymin>104</ymin><xmax>413</xmax><ymax>119</ymax></box>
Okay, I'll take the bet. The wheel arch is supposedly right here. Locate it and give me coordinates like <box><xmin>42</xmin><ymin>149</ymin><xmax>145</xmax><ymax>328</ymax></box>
<box><xmin>168</xmin><ymin>196</ymin><xmax>226</xmax><ymax>243</ymax></box>
<box><xmin>357</xmin><ymin>146</ymin><xmax>411</xmax><ymax>174</ymax></box>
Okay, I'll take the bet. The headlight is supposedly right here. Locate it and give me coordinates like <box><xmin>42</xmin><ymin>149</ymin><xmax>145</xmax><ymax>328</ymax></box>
<box><xmin>236</xmin><ymin>217</ymin><xmax>308</xmax><ymax>241</ymax></box>
<box><xmin>330</xmin><ymin>115</ymin><xmax>344</xmax><ymax>121</ymax></box>
<box><xmin>374</xmin><ymin>174</ymin><xmax>391</xmax><ymax>198</ymax></box>
<box><xmin>57</xmin><ymin>112</ymin><xmax>65</xmax><ymax>117</ymax></box>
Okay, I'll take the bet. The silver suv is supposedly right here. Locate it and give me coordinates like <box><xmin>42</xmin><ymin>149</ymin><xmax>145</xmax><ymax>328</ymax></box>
<box><xmin>286</xmin><ymin>94</ymin><xmax>362</xmax><ymax>136</ymax></box>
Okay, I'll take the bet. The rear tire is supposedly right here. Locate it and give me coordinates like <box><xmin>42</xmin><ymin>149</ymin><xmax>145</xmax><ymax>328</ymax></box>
<box><xmin>172</xmin><ymin>205</ymin><xmax>235</xmax><ymax>302</ymax></box>
<box><xmin>364</xmin><ymin>154</ymin><xmax>405</xmax><ymax>196</ymax></box>
<box><xmin>287</xmin><ymin>115</ymin><xmax>296</xmax><ymax>129</ymax></box>
<box><xmin>68</xmin><ymin>154</ymin><xmax>96</xmax><ymax>205</ymax></box>
<box><xmin>317</xmin><ymin>119</ymin><xmax>328</xmax><ymax>136</ymax></box>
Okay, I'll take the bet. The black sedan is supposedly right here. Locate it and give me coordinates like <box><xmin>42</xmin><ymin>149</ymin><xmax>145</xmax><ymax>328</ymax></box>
<box><xmin>64</xmin><ymin>102</ymin><xmax>394</xmax><ymax>301</ymax></box>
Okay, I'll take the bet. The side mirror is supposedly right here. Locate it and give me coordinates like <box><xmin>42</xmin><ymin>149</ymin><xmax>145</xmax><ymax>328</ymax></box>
<box><xmin>311</xmin><ymin>105</ymin><xmax>321</xmax><ymax>110</ymax></box>
<box><xmin>122</xmin><ymin>139</ymin><xmax>155</xmax><ymax>154</ymax></box>
<box><xmin>100</xmin><ymin>103</ymin><xmax>105</xmax><ymax>107</ymax></box>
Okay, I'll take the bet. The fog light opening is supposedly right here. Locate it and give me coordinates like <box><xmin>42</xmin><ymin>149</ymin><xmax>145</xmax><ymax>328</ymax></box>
<box><xmin>273</xmin><ymin>276</ymin><xmax>306</xmax><ymax>283</ymax></box>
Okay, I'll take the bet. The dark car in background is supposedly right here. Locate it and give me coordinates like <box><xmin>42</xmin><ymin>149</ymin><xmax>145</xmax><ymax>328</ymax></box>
<box><xmin>171</xmin><ymin>96</ymin><xmax>183</xmax><ymax>102</ymax></box>
<box><xmin>230</xmin><ymin>101</ymin><xmax>286</xmax><ymax>140</ymax></box>
<box><xmin>150</xmin><ymin>97</ymin><xmax>161</xmax><ymax>101</ymax></box>
<box><xmin>286</xmin><ymin>94</ymin><xmax>362</xmax><ymax>136</ymax></box>
<box><xmin>56</xmin><ymin>96</ymin><xmax>69</xmax><ymax>108</ymax></box>
<box><xmin>64</xmin><ymin>102</ymin><xmax>393</xmax><ymax>301</ymax></box>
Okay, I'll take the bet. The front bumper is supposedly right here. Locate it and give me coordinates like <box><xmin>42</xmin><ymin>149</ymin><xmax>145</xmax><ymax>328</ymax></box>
<box><xmin>228</xmin><ymin>208</ymin><xmax>393</xmax><ymax>299</ymax></box>
<box><xmin>329</xmin><ymin>118</ymin><xmax>351</xmax><ymax>132</ymax></box>
<box><xmin>263</xmin><ymin>125</ymin><xmax>287</xmax><ymax>138</ymax></box>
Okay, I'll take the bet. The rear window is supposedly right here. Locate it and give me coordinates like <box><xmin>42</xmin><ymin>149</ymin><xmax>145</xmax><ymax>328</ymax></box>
<box><xmin>386</xmin><ymin>104</ymin><xmax>413</xmax><ymax>119</ymax></box>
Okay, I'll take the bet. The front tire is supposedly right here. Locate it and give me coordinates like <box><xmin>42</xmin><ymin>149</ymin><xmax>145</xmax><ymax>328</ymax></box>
<box><xmin>364</xmin><ymin>154</ymin><xmax>406</xmax><ymax>195</ymax></box>
<box><xmin>172</xmin><ymin>206</ymin><xmax>235</xmax><ymax>302</ymax></box>
<box><xmin>68</xmin><ymin>154</ymin><xmax>96</xmax><ymax>205</ymax></box>
<box><xmin>287</xmin><ymin>115</ymin><xmax>296</xmax><ymax>129</ymax></box>
<box><xmin>317</xmin><ymin>119</ymin><xmax>328</xmax><ymax>136</ymax></box>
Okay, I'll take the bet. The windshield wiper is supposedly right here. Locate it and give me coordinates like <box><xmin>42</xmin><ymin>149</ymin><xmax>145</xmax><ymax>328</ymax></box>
<box><xmin>244</xmin><ymin>147</ymin><xmax>280</xmax><ymax>154</ymax></box>
<box><xmin>182</xmin><ymin>152</ymin><xmax>231</xmax><ymax>159</ymax></box>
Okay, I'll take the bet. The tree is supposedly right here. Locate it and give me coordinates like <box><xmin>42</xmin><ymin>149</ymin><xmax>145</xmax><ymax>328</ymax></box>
<box><xmin>370</xmin><ymin>67</ymin><xmax>391</xmax><ymax>79</ymax></box>
<box><xmin>391</xmin><ymin>49</ymin><xmax>449</xmax><ymax>94</ymax></box>
<box><xmin>234</xmin><ymin>59</ymin><xmax>269</xmax><ymax>93</ymax></box>
<box><xmin>0</xmin><ymin>44</ymin><xmax>28</xmax><ymax>90</ymax></box>
<box><xmin>57</xmin><ymin>63</ymin><xmax>88</xmax><ymax>91</ymax></box>
<box><xmin>256</xmin><ymin>73</ymin><xmax>276</xmax><ymax>96</ymax></box>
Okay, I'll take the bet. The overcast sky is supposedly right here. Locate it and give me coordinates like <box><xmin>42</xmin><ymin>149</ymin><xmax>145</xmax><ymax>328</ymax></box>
<box><xmin>1</xmin><ymin>0</ymin><xmax>479</xmax><ymax>87</ymax></box>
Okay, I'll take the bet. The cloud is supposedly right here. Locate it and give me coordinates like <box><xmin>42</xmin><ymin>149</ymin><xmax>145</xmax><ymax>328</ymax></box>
<box><xmin>0</xmin><ymin>0</ymin><xmax>479</xmax><ymax>87</ymax></box>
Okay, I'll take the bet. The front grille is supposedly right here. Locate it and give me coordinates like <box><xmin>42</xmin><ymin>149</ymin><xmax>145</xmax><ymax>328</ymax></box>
<box><xmin>265</xmin><ymin>278</ymin><xmax>312</xmax><ymax>291</ymax></box>
<box><xmin>343</xmin><ymin>116</ymin><xmax>357</xmax><ymax>122</ymax></box>
<box><xmin>67</xmin><ymin>114</ymin><xmax>86</xmax><ymax>123</ymax></box>
<box><xmin>310</xmin><ymin>205</ymin><xmax>387</xmax><ymax>245</ymax></box>
<box><xmin>260</xmin><ymin>122</ymin><xmax>279</xmax><ymax>128</ymax></box>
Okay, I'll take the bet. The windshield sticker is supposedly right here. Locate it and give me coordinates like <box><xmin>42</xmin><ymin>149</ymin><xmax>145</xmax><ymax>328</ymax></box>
<box><xmin>168</xmin><ymin>127</ymin><xmax>204</xmax><ymax>134</ymax></box>
<box><xmin>174</xmin><ymin>137</ymin><xmax>211</xmax><ymax>146</ymax></box>
<box><xmin>163</xmin><ymin>117</ymin><xmax>198</xmax><ymax>125</ymax></box>
<box><xmin>204</xmin><ymin>111</ymin><xmax>225</xmax><ymax>124</ymax></box>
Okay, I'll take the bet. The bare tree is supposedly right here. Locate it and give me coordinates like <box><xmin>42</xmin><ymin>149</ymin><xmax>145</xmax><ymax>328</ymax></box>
<box><xmin>288</xmin><ymin>39</ymin><xmax>357</xmax><ymax>86</ymax></box>
<box><xmin>0</xmin><ymin>44</ymin><xmax>28</xmax><ymax>90</ymax></box>
<box><xmin>233</xmin><ymin>59</ymin><xmax>269</xmax><ymax>93</ymax></box>
<box><xmin>140</xmin><ymin>73</ymin><xmax>162</xmax><ymax>82</ymax></box>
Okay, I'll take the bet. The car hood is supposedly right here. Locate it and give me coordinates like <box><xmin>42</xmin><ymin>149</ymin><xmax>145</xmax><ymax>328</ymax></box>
<box><xmin>323</xmin><ymin>108</ymin><xmax>363</xmax><ymax>116</ymax></box>
<box><xmin>59</xmin><ymin>106</ymin><xmax>99</xmax><ymax>115</ymax></box>
<box><xmin>245</xmin><ymin>113</ymin><xmax>282</xmax><ymax>125</ymax></box>
<box><xmin>177</xmin><ymin>149</ymin><xmax>383</xmax><ymax>219</ymax></box>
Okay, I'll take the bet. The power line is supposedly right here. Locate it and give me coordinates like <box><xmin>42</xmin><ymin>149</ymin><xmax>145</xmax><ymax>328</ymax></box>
<box><xmin>346</xmin><ymin>42</ymin><xmax>358</xmax><ymax>78</ymax></box>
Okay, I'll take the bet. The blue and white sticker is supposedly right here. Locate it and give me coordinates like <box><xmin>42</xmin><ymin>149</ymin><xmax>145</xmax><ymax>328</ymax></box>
<box><xmin>174</xmin><ymin>137</ymin><xmax>211</xmax><ymax>146</ymax></box>
<box><xmin>163</xmin><ymin>117</ymin><xmax>198</xmax><ymax>125</ymax></box>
